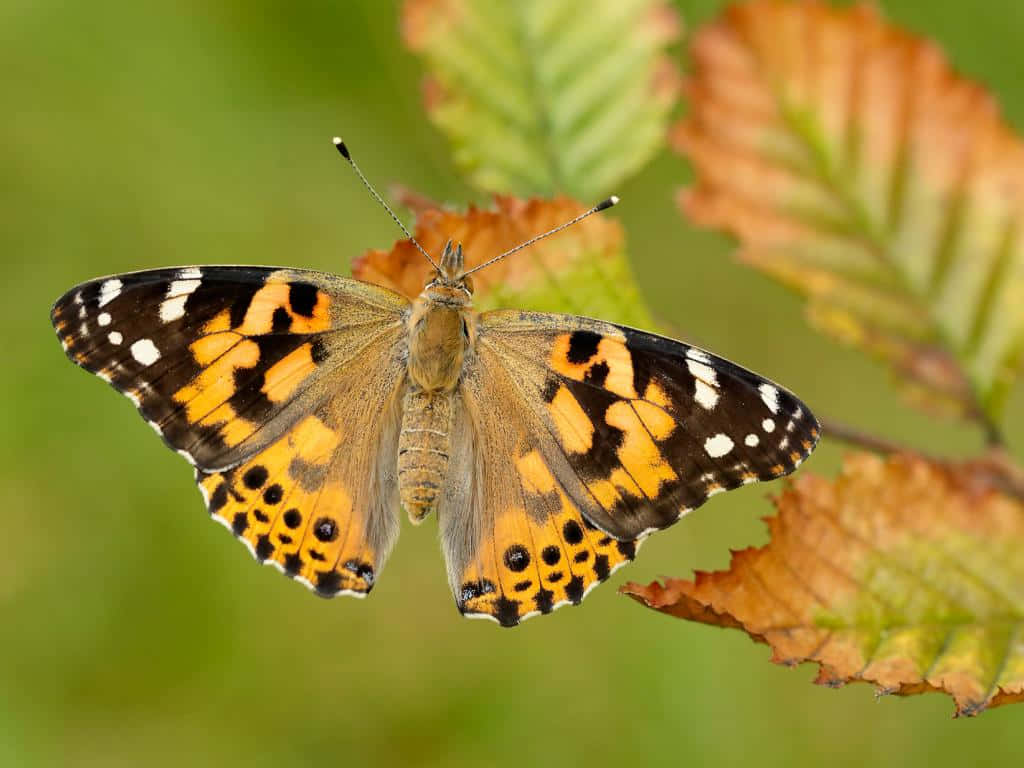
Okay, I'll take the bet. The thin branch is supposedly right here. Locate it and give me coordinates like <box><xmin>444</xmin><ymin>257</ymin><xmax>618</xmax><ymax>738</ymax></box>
<box><xmin>819</xmin><ymin>418</ymin><xmax>917</xmax><ymax>456</ymax></box>
<box><xmin>821</xmin><ymin>417</ymin><xmax>1024</xmax><ymax>502</ymax></box>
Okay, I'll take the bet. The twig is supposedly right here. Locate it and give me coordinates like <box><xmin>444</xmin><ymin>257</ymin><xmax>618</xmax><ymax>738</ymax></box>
<box><xmin>819</xmin><ymin>418</ymin><xmax>916</xmax><ymax>456</ymax></box>
<box><xmin>821</xmin><ymin>417</ymin><xmax>1024</xmax><ymax>502</ymax></box>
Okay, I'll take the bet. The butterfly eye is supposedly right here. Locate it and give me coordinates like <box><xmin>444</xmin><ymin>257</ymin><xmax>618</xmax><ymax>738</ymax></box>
<box><xmin>461</xmin><ymin>276</ymin><xmax>474</xmax><ymax>295</ymax></box>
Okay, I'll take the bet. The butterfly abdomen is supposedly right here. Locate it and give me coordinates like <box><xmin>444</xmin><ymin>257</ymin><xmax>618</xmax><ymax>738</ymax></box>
<box><xmin>398</xmin><ymin>388</ymin><xmax>453</xmax><ymax>523</ymax></box>
<box><xmin>399</xmin><ymin>290</ymin><xmax>472</xmax><ymax>523</ymax></box>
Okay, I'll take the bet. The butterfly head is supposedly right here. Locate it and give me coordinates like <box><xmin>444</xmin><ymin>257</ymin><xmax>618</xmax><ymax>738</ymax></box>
<box><xmin>424</xmin><ymin>240</ymin><xmax>474</xmax><ymax>305</ymax></box>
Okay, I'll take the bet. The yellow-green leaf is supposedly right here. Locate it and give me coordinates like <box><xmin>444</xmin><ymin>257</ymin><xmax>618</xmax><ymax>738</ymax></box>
<box><xmin>622</xmin><ymin>452</ymin><xmax>1024</xmax><ymax>717</ymax></box>
<box><xmin>675</xmin><ymin>0</ymin><xmax>1024</xmax><ymax>424</ymax></box>
<box><xmin>402</xmin><ymin>0</ymin><xmax>681</xmax><ymax>200</ymax></box>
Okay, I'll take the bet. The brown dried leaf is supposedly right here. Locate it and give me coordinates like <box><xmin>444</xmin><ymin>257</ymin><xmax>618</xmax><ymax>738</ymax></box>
<box><xmin>622</xmin><ymin>453</ymin><xmax>1024</xmax><ymax>717</ymax></box>
<box><xmin>353</xmin><ymin>195</ymin><xmax>652</xmax><ymax>325</ymax></box>
<box><xmin>675</xmin><ymin>0</ymin><xmax>1024</xmax><ymax>425</ymax></box>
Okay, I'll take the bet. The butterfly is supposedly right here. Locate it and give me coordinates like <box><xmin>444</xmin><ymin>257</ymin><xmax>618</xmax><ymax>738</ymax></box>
<box><xmin>50</xmin><ymin>140</ymin><xmax>819</xmax><ymax>627</ymax></box>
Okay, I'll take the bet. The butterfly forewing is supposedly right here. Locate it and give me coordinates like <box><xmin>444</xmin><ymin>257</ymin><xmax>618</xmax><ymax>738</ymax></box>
<box><xmin>51</xmin><ymin>266</ymin><xmax>407</xmax><ymax>470</ymax></box>
<box><xmin>479</xmin><ymin>312</ymin><xmax>819</xmax><ymax>538</ymax></box>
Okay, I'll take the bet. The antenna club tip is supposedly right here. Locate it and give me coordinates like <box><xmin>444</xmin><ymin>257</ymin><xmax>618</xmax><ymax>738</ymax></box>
<box><xmin>333</xmin><ymin>137</ymin><xmax>351</xmax><ymax>160</ymax></box>
<box><xmin>596</xmin><ymin>195</ymin><xmax>620</xmax><ymax>212</ymax></box>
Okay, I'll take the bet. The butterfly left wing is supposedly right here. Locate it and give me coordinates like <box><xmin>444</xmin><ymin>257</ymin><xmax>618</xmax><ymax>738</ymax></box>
<box><xmin>441</xmin><ymin>310</ymin><xmax>819</xmax><ymax>626</ymax></box>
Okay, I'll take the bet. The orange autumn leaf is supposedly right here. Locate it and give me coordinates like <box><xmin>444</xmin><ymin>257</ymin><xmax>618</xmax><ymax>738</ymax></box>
<box><xmin>674</xmin><ymin>0</ymin><xmax>1024</xmax><ymax>425</ymax></box>
<box><xmin>352</xmin><ymin>195</ymin><xmax>652</xmax><ymax>326</ymax></box>
<box><xmin>622</xmin><ymin>453</ymin><xmax>1024</xmax><ymax>717</ymax></box>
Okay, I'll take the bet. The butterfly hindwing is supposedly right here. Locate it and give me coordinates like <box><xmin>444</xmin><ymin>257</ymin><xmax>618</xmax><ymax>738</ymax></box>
<box><xmin>53</xmin><ymin>266</ymin><xmax>411</xmax><ymax>596</ymax></box>
<box><xmin>439</xmin><ymin>375</ymin><xmax>638</xmax><ymax>626</ymax></box>
<box><xmin>195</xmin><ymin>327</ymin><xmax>407</xmax><ymax>597</ymax></box>
<box><xmin>438</xmin><ymin>310</ymin><xmax>819</xmax><ymax>625</ymax></box>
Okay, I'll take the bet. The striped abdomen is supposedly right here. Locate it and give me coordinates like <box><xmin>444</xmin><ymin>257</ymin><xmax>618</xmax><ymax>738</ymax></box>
<box><xmin>398</xmin><ymin>388</ymin><xmax>453</xmax><ymax>522</ymax></box>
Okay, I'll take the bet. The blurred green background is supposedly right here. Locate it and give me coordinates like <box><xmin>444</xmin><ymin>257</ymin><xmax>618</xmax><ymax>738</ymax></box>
<box><xmin>3</xmin><ymin>0</ymin><xmax>1022</xmax><ymax>765</ymax></box>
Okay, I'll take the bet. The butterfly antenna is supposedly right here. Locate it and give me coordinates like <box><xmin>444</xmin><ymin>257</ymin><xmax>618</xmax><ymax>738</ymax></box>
<box><xmin>332</xmin><ymin>137</ymin><xmax>440</xmax><ymax>271</ymax></box>
<box><xmin>458</xmin><ymin>195</ymin><xmax>620</xmax><ymax>279</ymax></box>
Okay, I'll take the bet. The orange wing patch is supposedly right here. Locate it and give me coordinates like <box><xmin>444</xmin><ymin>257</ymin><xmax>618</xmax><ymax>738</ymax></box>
<box><xmin>234</xmin><ymin>280</ymin><xmax>332</xmax><ymax>335</ymax></box>
<box><xmin>261</xmin><ymin>343</ymin><xmax>319</xmax><ymax>404</ymax></box>
<box><xmin>549</xmin><ymin>331</ymin><xmax>637</xmax><ymax>399</ymax></box>
<box><xmin>197</xmin><ymin>413</ymin><xmax>377</xmax><ymax>596</ymax></box>
<box><xmin>457</xmin><ymin>447</ymin><xmax>639</xmax><ymax>626</ymax></box>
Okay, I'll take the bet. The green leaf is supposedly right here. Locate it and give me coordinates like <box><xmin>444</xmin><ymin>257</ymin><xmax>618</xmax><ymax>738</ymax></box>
<box><xmin>402</xmin><ymin>0</ymin><xmax>681</xmax><ymax>200</ymax></box>
<box><xmin>675</xmin><ymin>0</ymin><xmax>1024</xmax><ymax>426</ymax></box>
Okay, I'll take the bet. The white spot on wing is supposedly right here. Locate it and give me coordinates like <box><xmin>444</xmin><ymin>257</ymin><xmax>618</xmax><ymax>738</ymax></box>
<box><xmin>178</xmin><ymin>267</ymin><xmax>203</xmax><ymax>280</ymax></box>
<box><xmin>704</xmin><ymin>433</ymin><xmax>734</xmax><ymax>458</ymax></box>
<box><xmin>167</xmin><ymin>278</ymin><xmax>201</xmax><ymax>297</ymax></box>
<box><xmin>98</xmin><ymin>279</ymin><xmax>122</xmax><ymax>308</ymax></box>
<box><xmin>160</xmin><ymin>278</ymin><xmax>201</xmax><ymax>322</ymax></box>
<box><xmin>693</xmin><ymin>379</ymin><xmax>719</xmax><ymax>410</ymax></box>
<box><xmin>745</xmin><ymin>433</ymin><xmax>759</xmax><ymax>447</ymax></box>
<box><xmin>130</xmin><ymin>338</ymin><xmax>161</xmax><ymax>365</ymax></box>
<box><xmin>762</xmin><ymin>418</ymin><xmax>775</xmax><ymax>433</ymax></box>
<box><xmin>108</xmin><ymin>331</ymin><xmax>123</xmax><ymax>345</ymax></box>
<box><xmin>685</xmin><ymin>348</ymin><xmax>711</xmax><ymax>364</ymax></box>
<box><xmin>159</xmin><ymin>294</ymin><xmax>190</xmax><ymax>323</ymax></box>
<box><xmin>687</xmin><ymin>360</ymin><xmax>718</xmax><ymax>385</ymax></box>
<box><xmin>759</xmin><ymin>383</ymin><xmax>780</xmax><ymax>414</ymax></box>
<box><xmin>688</xmin><ymin>356</ymin><xmax>720</xmax><ymax>411</ymax></box>
<box><xmin>97</xmin><ymin>312</ymin><xmax>111</xmax><ymax>326</ymax></box>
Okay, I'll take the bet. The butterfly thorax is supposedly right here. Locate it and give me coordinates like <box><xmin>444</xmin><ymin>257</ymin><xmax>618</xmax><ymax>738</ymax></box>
<box><xmin>398</xmin><ymin>244</ymin><xmax>475</xmax><ymax>523</ymax></box>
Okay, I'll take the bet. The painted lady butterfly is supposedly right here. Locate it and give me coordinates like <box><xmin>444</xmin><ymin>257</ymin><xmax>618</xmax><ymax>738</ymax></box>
<box><xmin>51</xmin><ymin>140</ymin><xmax>819</xmax><ymax>626</ymax></box>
